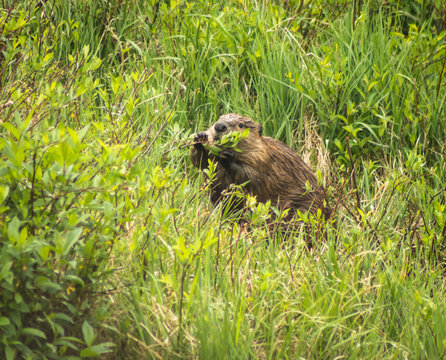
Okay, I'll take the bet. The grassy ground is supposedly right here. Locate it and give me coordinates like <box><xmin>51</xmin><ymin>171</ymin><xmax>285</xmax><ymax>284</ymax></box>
<box><xmin>0</xmin><ymin>0</ymin><xmax>445</xmax><ymax>359</ymax></box>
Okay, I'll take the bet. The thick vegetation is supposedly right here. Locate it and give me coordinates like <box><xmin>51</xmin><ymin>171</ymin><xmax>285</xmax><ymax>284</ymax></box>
<box><xmin>0</xmin><ymin>0</ymin><xmax>445</xmax><ymax>359</ymax></box>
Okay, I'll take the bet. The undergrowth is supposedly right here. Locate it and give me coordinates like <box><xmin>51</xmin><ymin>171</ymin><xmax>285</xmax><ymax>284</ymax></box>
<box><xmin>0</xmin><ymin>0</ymin><xmax>445</xmax><ymax>359</ymax></box>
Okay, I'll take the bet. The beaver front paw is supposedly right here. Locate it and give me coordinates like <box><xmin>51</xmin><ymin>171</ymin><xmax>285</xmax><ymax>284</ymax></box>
<box><xmin>218</xmin><ymin>149</ymin><xmax>236</xmax><ymax>170</ymax></box>
<box><xmin>193</xmin><ymin>132</ymin><xmax>208</xmax><ymax>148</ymax></box>
<box><xmin>219</xmin><ymin>150</ymin><xmax>235</xmax><ymax>161</ymax></box>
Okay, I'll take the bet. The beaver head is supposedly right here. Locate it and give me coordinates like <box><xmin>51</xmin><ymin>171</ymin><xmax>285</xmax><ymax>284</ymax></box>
<box><xmin>203</xmin><ymin>114</ymin><xmax>269</xmax><ymax>163</ymax></box>
<box><xmin>207</xmin><ymin>114</ymin><xmax>262</xmax><ymax>143</ymax></box>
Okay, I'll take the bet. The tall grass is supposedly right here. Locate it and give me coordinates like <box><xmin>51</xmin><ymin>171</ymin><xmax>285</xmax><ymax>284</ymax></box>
<box><xmin>0</xmin><ymin>0</ymin><xmax>445</xmax><ymax>359</ymax></box>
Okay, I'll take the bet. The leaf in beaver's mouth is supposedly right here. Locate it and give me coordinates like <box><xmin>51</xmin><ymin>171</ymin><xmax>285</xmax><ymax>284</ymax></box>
<box><xmin>204</xmin><ymin>128</ymin><xmax>250</xmax><ymax>156</ymax></box>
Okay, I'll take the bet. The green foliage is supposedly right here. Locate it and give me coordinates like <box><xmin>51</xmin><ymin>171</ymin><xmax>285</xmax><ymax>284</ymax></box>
<box><xmin>204</xmin><ymin>128</ymin><xmax>251</xmax><ymax>156</ymax></box>
<box><xmin>0</xmin><ymin>117</ymin><xmax>132</xmax><ymax>357</ymax></box>
<box><xmin>1</xmin><ymin>0</ymin><xmax>445</xmax><ymax>359</ymax></box>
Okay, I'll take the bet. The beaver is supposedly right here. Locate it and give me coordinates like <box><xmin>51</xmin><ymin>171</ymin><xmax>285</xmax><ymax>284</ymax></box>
<box><xmin>190</xmin><ymin>114</ymin><xmax>328</xmax><ymax>221</ymax></box>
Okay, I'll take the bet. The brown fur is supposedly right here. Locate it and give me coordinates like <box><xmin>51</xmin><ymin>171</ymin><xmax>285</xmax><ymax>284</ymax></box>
<box><xmin>191</xmin><ymin>114</ymin><xmax>328</xmax><ymax>219</ymax></box>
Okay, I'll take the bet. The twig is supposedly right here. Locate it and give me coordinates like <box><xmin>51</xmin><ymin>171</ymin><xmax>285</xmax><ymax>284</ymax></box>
<box><xmin>345</xmin><ymin>136</ymin><xmax>361</xmax><ymax>212</ymax></box>
<box><xmin>213</xmin><ymin>205</ymin><xmax>225</xmax><ymax>288</ymax></box>
<box><xmin>436</xmin><ymin>47</ymin><xmax>446</xmax><ymax>100</ymax></box>
<box><xmin>177</xmin><ymin>264</ymin><xmax>189</xmax><ymax>348</ymax></box>
<box><xmin>370</xmin><ymin>174</ymin><xmax>403</xmax><ymax>240</ymax></box>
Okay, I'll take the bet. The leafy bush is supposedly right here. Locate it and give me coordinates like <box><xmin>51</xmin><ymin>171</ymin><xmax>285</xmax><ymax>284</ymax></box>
<box><xmin>0</xmin><ymin>3</ymin><xmax>152</xmax><ymax>357</ymax></box>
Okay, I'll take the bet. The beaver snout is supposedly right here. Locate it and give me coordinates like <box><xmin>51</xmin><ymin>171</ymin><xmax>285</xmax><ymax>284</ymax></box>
<box><xmin>214</xmin><ymin>122</ymin><xmax>227</xmax><ymax>133</ymax></box>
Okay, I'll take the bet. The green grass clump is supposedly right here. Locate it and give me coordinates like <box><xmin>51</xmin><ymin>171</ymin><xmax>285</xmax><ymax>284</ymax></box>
<box><xmin>0</xmin><ymin>0</ymin><xmax>445</xmax><ymax>359</ymax></box>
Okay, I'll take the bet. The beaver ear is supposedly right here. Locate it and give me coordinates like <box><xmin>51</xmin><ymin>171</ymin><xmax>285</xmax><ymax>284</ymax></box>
<box><xmin>258</xmin><ymin>124</ymin><xmax>263</xmax><ymax>136</ymax></box>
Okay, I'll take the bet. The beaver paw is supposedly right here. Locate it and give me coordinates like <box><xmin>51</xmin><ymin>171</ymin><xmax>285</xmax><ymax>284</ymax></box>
<box><xmin>218</xmin><ymin>150</ymin><xmax>236</xmax><ymax>170</ymax></box>
<box><xmin>194</xmin><ymin>132</ymin><xmax>208</xmax><ymax>148</ymax></box>
<box><xmin>219</xmin><ymin>150</ymin><xmax>235</xmax><ymax>161</ymax></box>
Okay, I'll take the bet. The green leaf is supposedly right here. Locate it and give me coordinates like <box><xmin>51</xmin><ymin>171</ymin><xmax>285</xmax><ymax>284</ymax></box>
<box><xmin>5</xmin><ymin>346</ymin><xmax>14</xmax><ymax>360</ymax></box>
<box><xmin>35</xmin><ymin>276</ymin><xmax>62</xmax><ymax>293</ymax></box>
<box><xmin>80</xmin><ymin>348</ymin><xmax>100</xmax><ymax>357</ymax></box>
<box><xmin>7</xmin><ymin>216</ymin><xmax>20</xmax><ymax>243</ymax></box>
<box><xmin>40</xmin><ymin>246</ymin><xmax>51</xmax><ymax>261</ymax></box>
<box><xmin>0</xmin><ymin>261</ymin><xmax>13</xmax><ymax>281</ymax></box>
<box><xmin>14</xmin><ymin>292</ymin><xmax>23</xmax><ymax>304</ymax></box>
<box><xmin>2</xmin><ymin>122</ymin><xmax>20</xmax><ymax>140</ymax></box>
<box><xmin>367</xmin><ymin>80</ymin><xmax>378</xmax><ymax>92</ymax></box>
<box><xmin>80</xmin><ymin>343</ymin><xmax>115</xmax><ymax>357</ymax></box>
<box><xmin>207</xmin><ymin>145</ymin><xmax>222</xmax><ymax>156</ymax></box>
<box><xmin>333</xmin><ymin>139</ymin><xmax>344</xmax><ymax>152</ymax></box>
<box><xmin>173</xmin><ymin>236</ymin><xmax>190</xmax><ymax>263</ymax></box>
<box><xmin>43</xmin><ymin>53</ymin><xmax>53</xmax><ymax>62</ymax></box>
<box><xmin>333</xmin><ymin>114</ymin><xmax>348</xmax><ymax>124</ymax></box>
<box><xmin>82</xmin><ymin>321</ymin><xmax>96</xmax><ymax>347</ymax></box>
<box><xmin>64</xmin><ymin>228</ymin><xmax>82</xmax><ymax>255</ymax></box>
<box><xmin>89</xmin><ymin>56</ymin><xmax>102</xmax><ymax>71</ymax></box>
<box><xmin>18</xmin><ymin>226</ymin><xmax>28</xmax><ymax>246</ymax></box>
<box><xmin>54</xmin><ymin>313</ymin><xmax>75</xmax><ymax>324</ymax></box>
<box><xmin>0</xmin><ymin>185</ymin><xmax>9</xmax><ymax>205</ymax></box>
<box><xmin>22</xmin><ymin>327</ymin><xmax>47</xmax><ymax>339</ymax></box>
<box><xmin>0</xmin><ymin>317</ymin><xmax>10</xmax><ymax>326</ymax></box>
<box><xmin>63</xmin><ymin>274</ymin><xmax>85</xmax><ymax>287</ymax></box>
<box><xmin>67</xmin><ymin>127</ymin><xmax>79</xmax><ymax>146</ymax></box>
<box><xmin>78</xmin><ymin>124</ymin><xmax>91</xmax><ymax>142</ymax></box>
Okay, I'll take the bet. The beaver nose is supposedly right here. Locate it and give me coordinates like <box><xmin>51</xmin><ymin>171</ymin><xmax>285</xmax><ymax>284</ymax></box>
<box><xmin>214</xmin><ymin>122</ymin><xmax>227</xmax><ymax>133</ymax></box>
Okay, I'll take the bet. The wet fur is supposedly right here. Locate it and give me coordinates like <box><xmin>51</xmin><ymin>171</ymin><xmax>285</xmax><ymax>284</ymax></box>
<box><xmin>191</xmin><ymin>114</ymin><xmax>328</xmax><ymax>219</ymax></box>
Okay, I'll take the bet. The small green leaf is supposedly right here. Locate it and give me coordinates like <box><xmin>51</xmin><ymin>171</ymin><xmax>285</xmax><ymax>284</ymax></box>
<box><xmin>0</xmin><ymin>185</ymin><xmax>9</xmax><ymax>205</ymax></box>
<box><xmin>173</xmin><ymin>236</ymin><xmax>190</xmax><ymax>263</ymax></box>
<box><xmin>367</xmin><ymin>80</ymin><xmax>378</xmax><ymax>92</ymax></box>
<box><xmin>42</xmin><ymin>52</ymin><xmax>53</xmax><ymax>65</ymax></box>
<box><xmin>78</xmin><ymin>124</ymin><xmax>91</xmax><ymax>142</ymax></box>
<box><xmin>333</xmin><ymin>139</ymin><xmax>344</xmax><ymax>152</ymax></box>
<box><xmin>82</xmin><ymin>321</ymin><xmax>96</xmax><ymax>347</ymax></box>
<box><xmin>7</xmin><ymin>216</ymin><xmax>20</xmax><ymax>243</ymax></box>
<box><xmin>54</xmin><ymin>313</ymin><xmax>75</xmax><ymax>324</ymax></box>
<box><xmin>18</xmin><ymin>226</ymin><xmax>28</xmax><ymax>246</ymax></box>
<box><xmin>89</xmin><ymin>56</ymin><xmax>102</xmax><ymax>71</ymax></box>
<box><xmin>40</xmin><ymin>246</ymin><xmax>51</xmax><ymax>261</ymax></box>
<box><xmin>14</xmin><ymin>292</ymin><xmax>23</xmax><ymax>304</ymax></box>
<box><xmin>67</xmin><ymin>127</ymin><xmax>79</xmax><ymax>146</ymax></box>
<box><xmin>0</xmin><ymin>317</ymin><xmax>10</xmax><ymax>326</ymax></box>
<box><xmin>35</xmin><ymin>276</ymin><xmax>62</xmax><ymax>292</ymax></box>
<box><xmin>5</xmin><ymin>346</ymin><xmax>14</xmax><ymax>360</ymax></box>
<box><xmin>64</xmin><ymin>228</ymin><xmax>82</xmax><ymax>255</ymax></box>
<box><xmin>81</xmin><ymin>343</ymin><xmax>115</xmax><ymax>357</ymax></box>
<box><xmin>2</xmin><ymin>122</ymin><xmax>20</xmax><ymax>140</ymax></box>
<box><xmin>207</xmin><ymin>145</ymin><xmax>222</xmax><ymax>156</ymax></box>
<box><xmin>80</xmin><ymin>348</ymin><xmax>100</xmax><ymax>357</ymax></box>
<box><xmin>0</xmin><ymin>261</ymin><xmax>12</xmax><ymax>281</ymax></box>
<box><xmin>22</xmin><ymin>327</ymin><xmax>47</xmax><ymax>339</ymax></box>
<box><xmin>63</xmin><ymin>274</ymin><xmax>85</xmax><ymax>287</ymax></box>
